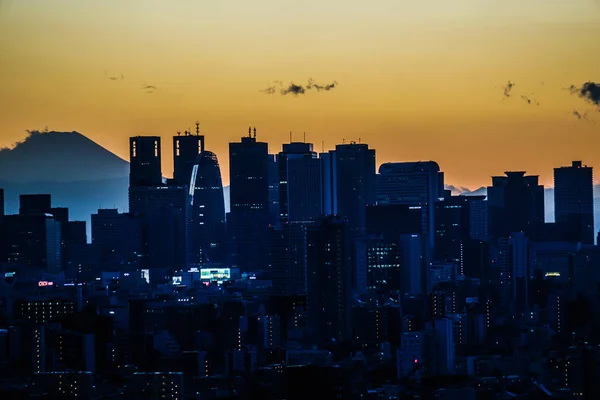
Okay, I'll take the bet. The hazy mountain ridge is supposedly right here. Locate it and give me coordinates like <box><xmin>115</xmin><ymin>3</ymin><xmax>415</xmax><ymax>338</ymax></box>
<box><xmin>0</xmin><ymin>130</ymin><xmax>129</xmax><ymax>183</ymax></box>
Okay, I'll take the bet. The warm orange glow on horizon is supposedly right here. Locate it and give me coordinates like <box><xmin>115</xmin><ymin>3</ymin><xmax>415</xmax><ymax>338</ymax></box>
<box><xmin>1</xmin><ymin>1</ymin><xmax>599</xmax><ymax>189</ymax></box>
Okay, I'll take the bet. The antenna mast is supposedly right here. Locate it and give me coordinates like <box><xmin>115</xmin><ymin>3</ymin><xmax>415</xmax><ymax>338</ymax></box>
<box><xmin>303</xmin><ymin>132</ymin><xmax>306</xmax><ymax>143</ymax></box>
<box><xmin>289</xmin><ymin>131</ymin><xmax>292</xmax><ymax>143</ymax></box>
<box><xmin>253</xmin><ymin>126</ymin><xmax>256</xmax><ymax>139</ymax></box>
<box><xmin>195</xmin><ymin>121</ymin><xmax>200</xmax><ymax>136</ymax></box>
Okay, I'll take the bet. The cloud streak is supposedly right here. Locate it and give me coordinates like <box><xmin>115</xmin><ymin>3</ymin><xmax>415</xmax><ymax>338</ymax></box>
<box><xmin>261</xmin><ymin>78</ymin><xmax>338</xmax><ymax>96</ymax></box>
<box><xmin>503</xmin><ymin>81</ymin><xmax>515</xmax><ymax>97</ymax></box>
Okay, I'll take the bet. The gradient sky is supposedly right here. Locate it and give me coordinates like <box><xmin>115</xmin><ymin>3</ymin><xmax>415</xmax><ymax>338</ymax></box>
<box><xmin>1</xmin><ymin>0</ymin><xmax>599</xmax><ymax>188</ymax></box>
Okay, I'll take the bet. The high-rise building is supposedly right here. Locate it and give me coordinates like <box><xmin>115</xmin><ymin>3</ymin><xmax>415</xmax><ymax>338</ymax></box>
<box><xmin>0</xmin><ymin>214</ymin><xmax>62</xmax><ymax>272</ymax></box>
<box><xmin>19</xmin><ymin>194</ymin><xmax>52</xmax><ymax>215</ymax></box>
<box><xmin>229</xmin><ymin>128</ymin><xmax>269</xmax><ymax>213</ymax></box>
<box><xmin>188</xmin><ymin>150</ymin><xmax>226</xmax><ymax>264</ymax></box>
<box><xmin>0</xmin><ymin>188</ymin><xmax>4</xmax><ymax>216</ymax></box>
<box><xmin>172</xmin><ymin>125</ymin><xmax>205</xmax><ymax>186</ymax></box>
<box><xmin>376</xmin><ymin>161</ymin><xmax>444</xmax><ymax>251</ymax></box>
<box><xmin>129</xmin><ymin>136</ymin><xmax>162</xmax><ymax>187</ymax></box>
<box><xmin>487</xmin><ymin>171</ymin><xmax>544</xmax><ymax>241</ymax></box>
<box><xmin>307</xmin><ymin>216</ymin><xmax>353</xmax><ymax>345</ymax></box>
<box><xmin>228</xmin><ymin>127</ymin><xmax>270</xmax><ymax>271</ymax></box>
<box><xmin>129</xmin><ymin>186</ymin><xmax>191</xmax><ymax>271</ymax></box>
<box><xmin>554</xmin><ymin>161</ymin><xmax>594</xmax><ymax>245</ymax></box>
<box><xmin>324</xmin><ymin>142</ymin><xmax>375</xmax><ymax>237</ymax></box>
<box><xmin>268</xmin><ymin>224</ymin><xmax>307</xmax><ymax>295</ymax></box>
<box><xmin>278</xmin><ymin>142</ymin><xmax>322</xmax><ymax>223</ymax></box>
<box><xmin>91</xmin><ymin>209</ymin><xmax>143</xmax><ymax>267</ymax></box>
<box><xmin>267</xmin><ymin>154</ymin><xmax>280</xmax><ymax>225</ymax></box>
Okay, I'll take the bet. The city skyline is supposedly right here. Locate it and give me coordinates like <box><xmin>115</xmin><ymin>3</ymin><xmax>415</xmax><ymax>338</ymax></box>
<box><xmin>2</xmin><ymin>1</ymin><xmax>600</xmax><ymax>189</ymax></box>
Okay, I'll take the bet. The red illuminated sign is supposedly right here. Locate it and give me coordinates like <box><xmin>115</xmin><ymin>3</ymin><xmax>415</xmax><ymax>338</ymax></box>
<box><xmin>38</xmin><ymin>281</ymin><xmax>54</xmax><ymax>287</ymax></box>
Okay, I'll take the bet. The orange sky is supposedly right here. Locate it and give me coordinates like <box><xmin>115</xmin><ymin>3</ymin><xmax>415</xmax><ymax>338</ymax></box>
<box><xmin>1</xmin><ymin>0</ymin><xmax>599</xmax><ymax>188</ymax></box>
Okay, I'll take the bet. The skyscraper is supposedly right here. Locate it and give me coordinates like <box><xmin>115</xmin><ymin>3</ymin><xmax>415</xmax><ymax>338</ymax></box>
<box><xmin>0</xmin><ymin>188</ymin><xmax>4</xmax><ymax>217</ymax></box>
<box><xmin>228</xmin><ymin>127</ymin><xmax>270</xmax><ymax>271</ymax></box>
<box><xmin>129</xmin><ymin>136</ymin><xmax>162</xmax><ymax>187</ymax></box>
<box><xmin>189</xmin><ymin>150</ymin><xmax>226</xmax><ymax>263</ymax></box>
<box><xmin>172</xmin><ymin>124</ymin><xmax>205</xmax><ymax>186</ymax></box>
<box><xmin>278</xmin><ymin>142</ymin><xmax>322</xmax><ymax>223</ymax></box>
<box><xmin>306</xmin><ymin>216</ymin><xmax>353</xmax><ymax>345</ymax></box>
<box><xmin>487</xmin><ymin>171</ymin><xmax>544</xmax><ymax>241</ymax></box>
<box><xmin>554</xmin><ymin>161</ymin><xmax>594</xmax><ymax>245</ymax></box>
<box><xmin>19</xmin><ymin>194</ymin><xmax>52</xmax><ymax>215</ymax></box>
<box><xmin>331</xmin><ymin>142</ymin><xmax>376</xmax><ymax>238</ymax></box>
<box><xmin>376</xmin><ymin>161</ymin><xmax>444</xmax><ymax>251</ymax></box>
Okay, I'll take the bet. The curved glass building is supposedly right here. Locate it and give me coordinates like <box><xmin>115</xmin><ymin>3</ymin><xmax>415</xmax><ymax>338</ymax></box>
<box><xmin>189</xmin><ymin>150</ymin><xmax>226</xmax><ymax>264</ymax></box>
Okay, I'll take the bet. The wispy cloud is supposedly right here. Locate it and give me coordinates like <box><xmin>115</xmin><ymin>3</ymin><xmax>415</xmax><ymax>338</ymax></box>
<box><xmin>503</xmin><ymin>81</ymin><xmax>515</xmax><ymax>97</ymax></box>
<box><xmin>261</xmin><ymin>78</ymin><xmax>338</xmax><ymax>96</ymax></box>
<box><xmin>569</xmin><ymin>82</ymin><xmax>600</xmax><ymax>109</ymax></box>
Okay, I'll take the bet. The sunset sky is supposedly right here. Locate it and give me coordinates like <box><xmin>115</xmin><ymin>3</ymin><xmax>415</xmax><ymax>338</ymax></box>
<box><xmin>1</xmin><ymin>0</ymin><xmax>599</xmax><ymax>188</ymax></box>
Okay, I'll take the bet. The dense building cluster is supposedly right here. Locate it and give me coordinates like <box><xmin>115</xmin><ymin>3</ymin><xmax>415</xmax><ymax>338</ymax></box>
<box><xmin>0</xmin><ymin>127</ymin><xmax>599</xmax><ymax>399</ymax></box>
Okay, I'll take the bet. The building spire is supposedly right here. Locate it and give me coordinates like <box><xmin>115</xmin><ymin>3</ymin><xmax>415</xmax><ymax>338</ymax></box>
<box><xmin>253</xmin><ymin>126</ymin><xmax>257</xmax><ymax>139</ymax></box>
<box><xmin>248</xmin><ymin>125</ymin><xmax>252</xmax><ymax>138</ymax></box>
<box><xmin>195</xmin><ymin>121</ymin><xmax>200</xmax><ymax>136</ymax></box>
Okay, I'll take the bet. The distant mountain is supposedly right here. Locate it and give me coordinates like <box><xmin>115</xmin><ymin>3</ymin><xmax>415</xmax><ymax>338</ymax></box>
<box><xmin>0</xmin><ymin>131</ymin><xmax>130</xmax><ymax>239</ymax></box>
<box><xmin>0</xmin><ymin>130</ymin><xmax>129</xmax><ymax>182</ymax></box>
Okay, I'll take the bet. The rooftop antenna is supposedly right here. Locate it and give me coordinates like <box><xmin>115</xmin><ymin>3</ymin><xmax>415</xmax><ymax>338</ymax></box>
<box><xmin>358</xmin><ymin>137</ymin><xmax>361</xmax><ymax>143</ymax></box>
<box><xmin>303</xmin><ymin>132</ymin><xmax>306</xmax><ymax>143</ymax></box>
<box><xmin>177</xmin><ymin>130</ymin><xmax>181</xmax><ymax>136</ymax></box>
<box><xmin>195</xmin><ymin>121</ymin><xmax>200</xmax><ymax>136</ymax></box>
<box><xmin>342</xmin><ymin>138</ymin><xmax>345</xmax><ymax>144</ymax></box>
<box><xmin>322</xmin><ymin>140</ymin><xmax>324</xmax><ymax>153</ymax></box>
<box><xmin>253</xmin><ymin>126</ymin><xmax>256</xmax><ymax>139</ymax></box>
<box><xmin>289</xmin><ymin>131</ymin><xmax>292</xmax><ymax>143</ymax></box>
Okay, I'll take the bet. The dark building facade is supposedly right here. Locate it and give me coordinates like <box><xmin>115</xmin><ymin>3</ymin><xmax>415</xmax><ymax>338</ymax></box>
<box><xmin>307</xmin><ymin>216</ymin><xmax>353</xmax><ymax>345</ymax></box>
<box><xmin>554</xmin><ymin>161</ymin><xmax>594</xmax><ymax>245</ymax></box>
<box><xmin>172</xmin><ymin>127</ymin><xmax>205</xmax><ymax>186</ymax></box>
<box><xmin>19</xmin><ymin>194</ymin><xmax>52</xmax><ymax>215</ymax></box>
<box><xmin>277</xmin><ymin>142</ymin><xmax>322</xmax><ymax>224</ymax></box>
<box><xmin>228</xmin><ymin>128</ymin><xmax>270</xmax><ymax>271</ymax></box>
<box><xmin>189</xmin><ymin>150</ymin><xmax>226</xmax><ymax>264</ymax></box>
<box><xmin>331</xmin><ymin>143</ymin><xmax>376</xmax><ymax>238</ymax></box>
<box><xmin>129</xmin><ymin>136</ymin><xmax>162</xmax><ymax>187</ymax></box>
<box><xmin>486</xmin><ymin>171</ymin><xmax>545</xmax><ymax>242</ymax></box>
<box><xmin>91</xmin><ymin>209</ymin><xmax>143</xmax><ymax>268</ymax></box>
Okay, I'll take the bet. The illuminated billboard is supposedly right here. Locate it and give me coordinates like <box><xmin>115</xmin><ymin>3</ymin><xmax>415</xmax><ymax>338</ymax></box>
<box><xmin>200</xmin><ymin>268</ymin><xmax>230</xmax><ymax>280</ymax></box>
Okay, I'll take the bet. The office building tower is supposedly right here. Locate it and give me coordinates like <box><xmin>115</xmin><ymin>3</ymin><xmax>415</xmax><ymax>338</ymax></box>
<box><xmin>0</xmin><ymin>213</ymin><xmax>62</xmax><ymax>272</ymax></box>
<box><xmin>307</xmin><ymin>216</ymin><xmax>353</xmax><ymax>345</ymax></box>
<box><xmin>468</xmin><ymin>196</ymin><xmax>488</xmax><ymax>241</ymax></box>
<box><xmin>376</xmin><ymin>161</ymin><xmax>444</xmax><ymax>251</ymax></box>
<box><xmin>278</xmin><ymin>142</ymin><xmax>322</xmax><ymax>223</ymax></box>
<box><xmin>487</xmin><ymin>171</ymin><xmax>544</xmax><ymax>241</ymax></box>
<box><xmin>129</xmin><ymin>186</ymin><xmax>191</xmax><ymax>271</ymax></box>
<box><xmin>366</xmin><ymin>233</ymin><xmax>422</xmax><ymax>294</ymax></box>
<box><xmin>554</xmin><ymin>161</ymin><xmax>594</xmax><ymax>245</ymax></box>
<box><xmin>229</xmin><ymin>127</ymin><xmax>269</xmax><ymax>213</ymax></box>
<box><xmin>0</xmin><ymin>188</ymin><xmax>4</xmax><ymax>216</ymax></box>
<box><xmin>268</xmin><ymin>154</ymin><xmax>280</xmax><ymax>225</ymax></box>
<box><xmin>330</xmin><ymin>142</ymin><xmax>376</xmax><ymax>237</ymax></box>
<box><xmin>172</xmin><ymin>124</ymin><xmax>205</xmax><ymax>185</ymax></box>
<box><xmin>129</xmin><ymin>136</ymin><xmax>162</xmax><ymax>187</ymax></box>
<box><xmin>268</xmin><ymin>224</ymin><xmax>307</xmax><ymax>295</ymax></box>
<box><xmin>494</xmin><ymin>232</ymin><xmax>531</xmax><ymax>314</ymax></box>
<box><xmin>19</xmin><ymin>194</ymin><xmax>52</xmax><ymax>215</ymax></box>
<box><xmin>91</xmin><ymin>209</ymin><xmax>143</xmax><ymax>267</ymax></box>
<box><xmin>320</xmin><ymin>151</ymin><xmax>337</xmax><ymax>215</ymax></box>
<box><xmin>31</xmin><ymin>372</ymin><xmax>94</xmax><ymax>399</ymax></box>
<box><xmin>228</xmin><ymin>127</ymin><xmax>270</xmax><ymax>271</ymax></box>
<box><xmin>188</xmin><ymin>150</ymin><xmax>226</xmax><ymax>264</ymax></box>
<box><xmin>431</xmin><ymin>318</ymin><xmax>455</xmax><ymax>375</ymax></box>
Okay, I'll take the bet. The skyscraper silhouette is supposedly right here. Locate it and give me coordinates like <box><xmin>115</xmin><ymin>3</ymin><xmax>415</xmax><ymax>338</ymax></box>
<box><xmin>228</xmin><ymin>127</ymin><xmax>269</xmax><ymax>271</ymax></box>
<box><xmin>189</xmin><ymin>150</ymin><xmax>226</xmax><ymax>263</ymax></box>
<box><xmin>172</xmin><ymin>128</ymin><xmax>205</xmax><ymax>186</ymax></box>
<box><xmin>487</xmin><ymin>171</ymin><xmax>544</xmax><ymax>241</ymax></box>
<box><xmin>129</xmin><ymin>136</ymin><xmax>162</xmax><ymax>187</ymax></box>
<box><xmin>554</xmin><ymin>161</ymin><xmax>594</xmax><ymax>245</ymax></box>
<box><xmin>307</xmin><ymin>215</ymin><xmax>353</xmax><ymax>345</ymax></box>
<box><xmin>278</xmin><ymin>142</ymin><xmax>322</xmax><ymax>223</ymax></box>
<box><xmin>331</xmin><ymin>142</ymin><xmax>376</xmax><ymax>238</ymax></box>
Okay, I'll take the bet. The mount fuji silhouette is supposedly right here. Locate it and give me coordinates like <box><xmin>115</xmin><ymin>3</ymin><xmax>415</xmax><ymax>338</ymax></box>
<box><xmin>0</xmin><ymin>131</ymin><xmax>130</xmax><ymax>236</ymax></box>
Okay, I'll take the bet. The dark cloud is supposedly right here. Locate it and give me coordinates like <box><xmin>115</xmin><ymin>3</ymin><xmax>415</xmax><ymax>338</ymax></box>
<box><xmin>503</xmin><ymin>81</ymin><xmax>515</xmax><ymax>97</ymax></box>
<box><xmin>573</xmin><ymin>110</ymin><xmax>586</xmax><ymax>120</ymax></box>
<box><xmin>569</xmin><ymin>82</ymin><xmax>600</xmax><ymax>108</ymax></box>
<box><xmin>261</xmin><ymin>79</ymin><xmax>338</xmax><ymax>96</ymax></box>
<box><xmin>281</xmin><ymin>83</ymin><xmax>306</xmax><ymax>96</ymax></box>
<box><xmin>307</xmin><ymin>78</ymin><xmax>338</xmax><ymax>91</ymax></box>
<box><xmin>520</xmin><ymin>95</ymin><xmax>540</xmax><ymax>106</ymax></box>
